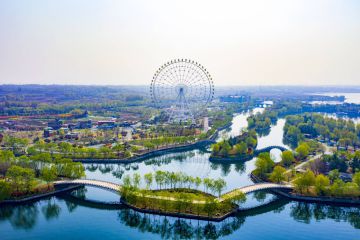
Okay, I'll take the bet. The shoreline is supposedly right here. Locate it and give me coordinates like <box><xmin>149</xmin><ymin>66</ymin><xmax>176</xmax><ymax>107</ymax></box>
<box><xmin>73</xmin><ymin>139</ymin><xmax>214</xmax><ymax>164</ymax></box>
<box><xmin>0</xmin><ymin>185</ymin><xmax>82</xmax><ymax>206</ymax></box>
<box><xmin>250</xmin><ymin>173</ymin><xmax>360</xmax><ymax>206</ymax></box>
<box><xmin>120</xmin><ymin>198</ymin><xmax>238</xmax><ymax>222</ymax></box>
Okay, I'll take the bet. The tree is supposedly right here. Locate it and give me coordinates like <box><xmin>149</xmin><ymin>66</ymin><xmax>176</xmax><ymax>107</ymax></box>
<box><xmin>352</xmin><ymin>172</ymin><xmax>360</xmax><ymax>189</ymax></box>
<box><xmin>351</xmin><ymin>151</ymin><xmax>360</xmax><ymax>172</ymax></box>
<box><xmin>254</xmin><ymin>153</ymin><xmax>275</xmax><ymax>178</ymax></box>
<box><xmin>293</xmin><ymin>170</ymin><xmax>315</xmax><ymax>194</ymax></box>
<box><xmin>132</xmin><ymin>173</ymin><xmax>141</xmax><ymax>189</ymax></box>
<box><xmin>6</xmin><ymin>165</ymin><xmax>35</xmax><ymax>193</ymax></box>
<box><xmin>234</xmin><ymin>142</ymin><xmax>247</xmax><ymax>155</ymax></box>
<box><xmin>213</xmin><ymin>178</ymin><xmax>226</xmax><ymax>197</ymax></box>
<box><xmin>41</xmin><ymin>166</ymin><xmax>58</xmax><ymax>189</ymax></box>
<box><xmin>296</xmin><ymin>142</ymin><xmax>310</xmax><ymax>160</ymax></box>
<box><xmin>314</xmin><ymin>174</ymin><xmax>330</xmax><ymax>196</ymax></box>
<box><xmin>0</xmin><ymin>180</ymin><xmax>12</xmax><ymax>201</ymax></box>
<box><xmin>155</xmin><ymin>171</ymin><xmax>165</xmax><ymax>189</ymax></box>
<box><xmin>203</xmin><ymin>178</ymin><xmax>214</xmax><ymax>194</ymax></box>
<box><xmin>269</xmin><ymin>166</ymin><xmax>286</xmax><ymax>183</ymax></box>
<box><xmin>194</xmin><ymin>177</ymin><xmax>202</xmax><ymax>190</ymax></box>
<box><xmin>144</xmin><ymin>173</ymin><xmax>153</xmax><ymax>189</ymax></box>
<box><xmin>211</xmin><ymin>143</ymin><xmax>220</xmax><ymax>154</ymax></box>
<box><xmin>281</xmin><ymin>150</ymin><xmax>295</xmax><ymax>167</ymax></box>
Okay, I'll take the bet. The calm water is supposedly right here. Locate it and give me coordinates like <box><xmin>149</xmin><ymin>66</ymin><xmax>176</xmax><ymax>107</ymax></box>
<box><xmin>1</xmin><ymin>109</ymin><xmax>360</xmax><ymax>239</ymax></box>
<box><xmin>314</xmin><ymin>92</ymin><xmax>360</xmax><ymax>104</ymax></box>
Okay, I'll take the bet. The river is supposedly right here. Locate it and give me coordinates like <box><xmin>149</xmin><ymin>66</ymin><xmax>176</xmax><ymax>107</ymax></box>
<box><xmin>1</xmin><ymin>109</ymin><xmax>360</xmax><ymax>239</ymax></box>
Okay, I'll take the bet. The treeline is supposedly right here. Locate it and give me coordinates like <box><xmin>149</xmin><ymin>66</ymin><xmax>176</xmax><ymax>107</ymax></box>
<box><xmin>284</xmin><ymin>113</ymin><xmax>360</xmax><ymax>148</ymax></box>
<box><xmin>211</xmin><ymin>130</ymin><xmax>257</xmax><ymax>157</ymax></box>
<box><xmin>131</xmin><ymin>135</ymin><xmax>200</xmax><ymax>151</ymax></box>
<box><xmin>293</xmin><ymin>169</ymin><xmax>360</xmax><ymax>198</ymax></box>
<box><xmin>0</xmin><ymin>149</ymin><xmax>85</xmax><ymax>201</ymax></box>
<box><xmin>122</xmin><ymin>171</ymin><xmax>227</xmax><ymax>197</ymax></box>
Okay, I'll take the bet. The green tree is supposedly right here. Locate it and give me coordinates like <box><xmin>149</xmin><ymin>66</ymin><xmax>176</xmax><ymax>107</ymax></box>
<box><xmin>293</xmin><ymin>170</ymin><xmax>315</xmax><ymax>194</ymax></box>
<box><xmin>328</xmin><ymin>169</ymin><xmax>340</xmax><ymax>183</ymax></box>
<box><xmin>132</xmin><ymin>173</ymin><xmax>141</xmax><ymax>189</ymax></box>
<box><xmin>296</xmin><ymin>142</ymin><xmax>310</xmax><ymax>160</ymax></box>
<box><xmin>254</xmin><ymin>152</ymin><xmax>275</xmax><ymax>178</ymax></box>
<box><xmin>41</xmin><ymin>166</ymin><xmax>58</xmax><ymax>189</ymax></box>
<box><xmin>281</xmin><ymin>150</ymin><xmax>295</xmax><ymax>167</ymax></box>
<box><xmin>269</xmin><ymin>166</ymin><xmax>286</xmax><ymax>183</ymax></box>
<box><xmin>314</xmin><ymin>174</ymin><xmax>330</xmax><ymax>196</ymax></box>
<box><xmin>352</xmin><ymin>172</ymin><xmax>360</xmax><ymax>189</ymax></box>
<box><xmin>144</xmin><ymin>173</ymin><xmax>153</xmax><ymax>189</ymax></box>
<box><xmin>213</xmin><ymin>178</ymin><xmax>227</xmax><ymax>197</ymax></box>
<box><xmin>0</xmin><ymin>180</ymin><xmax>12</xmax><ymax>201</ymax></box>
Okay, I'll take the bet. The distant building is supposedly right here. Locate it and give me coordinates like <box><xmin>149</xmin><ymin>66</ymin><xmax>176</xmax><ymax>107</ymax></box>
<box><xmin>77</xmin><ymin>120</ymin><xmax>92</xmax><ymax>129</ymax></box>
<box><xmin>220</xmin><ymin>95</ymin><xmax>250</xmax><ymax>103</ymax></box>
<box><xmin>65</xmin><ymin>132</ymin><xmax>79</xmax><ymax>140</ymax></box>
<box><xmin>48</xmin><ymin>119</ymin><xmax>63</xmax><ymax>130</ymax></box>
<box><xmin>97</xmin><ymin>120</ymin><xmax>116</xmax><ymax>129</ymax></box>
<box><xmin>43</xmin><ymin>127</ymin><xmax>56</xmax><ymax>138</ymax></box>
<box><xmin>203</xmin><ymin>117</ymin><xmax>209</xmax><ymax>133</ymax></box>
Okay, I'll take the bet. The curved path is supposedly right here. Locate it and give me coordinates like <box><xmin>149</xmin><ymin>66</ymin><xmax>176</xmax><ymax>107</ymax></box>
<box><xmin>54</xmin><ymin>179</ymin><xmax>293</xmax><ymax>203</ymax></box>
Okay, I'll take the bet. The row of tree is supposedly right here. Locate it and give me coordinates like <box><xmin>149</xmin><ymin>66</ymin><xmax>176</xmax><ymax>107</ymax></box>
<box><xmin>122</xmin><ymin>171</ymin><xmax>227</xmax><ymax>197</ymax></box>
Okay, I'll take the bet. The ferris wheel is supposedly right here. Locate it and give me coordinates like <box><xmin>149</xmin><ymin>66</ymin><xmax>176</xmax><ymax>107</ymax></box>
<box><xmin>150</xmin><ymin>59</ymin><xmax>214</xmax><ymax>123</ymax></box>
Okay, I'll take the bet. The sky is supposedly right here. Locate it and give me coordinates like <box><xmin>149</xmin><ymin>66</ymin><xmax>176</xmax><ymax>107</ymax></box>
<box><xmin>0</xmin><ymin>0</ymin><xmax>359</xmax><ymax>86</ymax></box>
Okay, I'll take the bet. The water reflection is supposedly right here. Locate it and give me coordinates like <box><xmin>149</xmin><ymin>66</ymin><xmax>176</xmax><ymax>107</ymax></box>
<box><xmin>117</xmin><ymin>208</ymin><xmax>246</xmax><ymax>239</ymax></box>
<box><xmin>2</xmin><ymin>194</ymin><xmax>360</xmax><ymax>239</ymax></box>
<box><xmin>290</xmin><ymin>202</ymin><xmax>360</xmax><ymax>229</ymax></box>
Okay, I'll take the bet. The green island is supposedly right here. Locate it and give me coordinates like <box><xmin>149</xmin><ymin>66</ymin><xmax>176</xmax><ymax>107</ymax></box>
<box><xmin>119</xmin><ymin>171</ymin><xmax>245</xmax><ymax>219</ymax></box>
<box><xmin>210</xmin><ymin>130</ymin><xmax>257</xmax><ymax>159</ymax></box>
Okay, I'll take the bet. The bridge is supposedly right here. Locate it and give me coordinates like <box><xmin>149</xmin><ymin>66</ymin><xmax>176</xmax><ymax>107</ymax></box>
<box><xmin>254</xmin><ymin>145</ymin><xmax>287</xmax><ymax>154</ymax></box>
<box><xmin>54</xmin><ymin>179</ymin><xmax>293</xmax><ymax>203</ymax></box>
<box><xmin>220</xmin><ymin>183</ymin><xmax>293</xmax><ymax>202</ymax></box>
<box><xmin>54</xmin><ymin>179</ymin><xmax>122</xmax><ymax>193</ymax></box>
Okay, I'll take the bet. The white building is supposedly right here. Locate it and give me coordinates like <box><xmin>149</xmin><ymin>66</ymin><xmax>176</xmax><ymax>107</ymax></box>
<box><xmin>203</xmin><ymin>117</ymin><xmax>209</xmax><ymax>133</ymax></box>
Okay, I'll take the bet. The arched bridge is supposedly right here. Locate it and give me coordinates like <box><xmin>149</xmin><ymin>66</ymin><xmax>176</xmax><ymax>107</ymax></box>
<box><xmin>220</xmin><ymin>183</ymin><xmax>293</xmax><ymax>202</ymax></box>
<box><xmin>254</xmin><ymin>145</ymin><xmax>287</xmax><ymax>155</ymax></box>
<box><xmin>54</xmin><ymin>179</ymin><xmax>122</xmax><ymax>193</ymax></box>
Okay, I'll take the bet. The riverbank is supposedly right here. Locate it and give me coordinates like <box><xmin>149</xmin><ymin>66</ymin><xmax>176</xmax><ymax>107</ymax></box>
<box><xmin>73</xmin><ymin>139</ymin><xmax>214</xmax><ymax>164</ymax></box>
<box><xmin>250</xmin><ymin>173</ymin><xmax>360</xmax><ymax>206</ymax></box>
<box><xmin>120</xmin><ymin>199</ymin><xmax>237</xmax><ymax>222</ymax></box>
<box><xmin>0</xmin><ymin>185</ymin><xmax>81</xmax><ymax>205</ymax></box>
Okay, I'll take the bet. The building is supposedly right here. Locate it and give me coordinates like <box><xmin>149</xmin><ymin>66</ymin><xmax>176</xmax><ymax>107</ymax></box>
<box><xmin>48</xmin><ymin>119</ymin><xmax>63</xmax><ymax>130</ymax></box>
<box><xmin>43</xmin><ymin>127</ymin><xmax>56</xmax><ymax>138</ymax></box>
<box><xmin>97</xmin><ymin>120</ymin><xmax>116</xmax><ymax>129</ymax></box>
<box><xmin>77</xmin><ymin>120</ymin><xmax>92</xmax><ymax>129</ymax></box>
<box><xmin>65</xmin><ymin>132</ymin><xmax>79</xmax><ymax>140</ymax></box>
<box><xmin>203</xmin><ymin>117</ymin><xmax>209</xmax><ymax>133</ymax></box>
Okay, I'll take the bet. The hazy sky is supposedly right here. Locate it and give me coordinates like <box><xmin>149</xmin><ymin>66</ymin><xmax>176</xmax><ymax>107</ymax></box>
<box><xmin>0</xmin><ymin>0</ymin><xmax>359</xmax><ymax>86</ymax></box>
